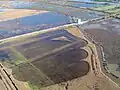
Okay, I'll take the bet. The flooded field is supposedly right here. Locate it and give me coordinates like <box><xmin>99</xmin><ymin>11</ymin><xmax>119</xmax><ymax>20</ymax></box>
<box><xmin>12</xmin><ymin>44</ymin><xmax>89</xmax><ymax>88</ymax></box>
<box><xmin>14</xmin><ymin>29</ymin><xmax>84</xmax><ymax>60</ymax></box>
<box><xmin>8</xmin><ymin>1</ymin><xmax>104</xmax><ymax>21</ymax></box>
<box><xmin>32</xmin><ymin>3</ymin><xmax>105</xmax><ymax>20</ymax></box>
<box><xmin>15</xmin><ymin>29</ymin><xmax>88</xmax><ymax>59</ymax></box>
<box><xmin>82</xmin><ymin>18</ymin><xmax>120</xmax><ymax>81</ymax></box>
<box><xmin>0</xmin><ymin>27</ymin><xmax>89</xmax><ymax>89</ymax></box>
<box><xmin>0</xmin><ymin>11</ymin><xmax>71</xmax><ymax>39</ymax></box>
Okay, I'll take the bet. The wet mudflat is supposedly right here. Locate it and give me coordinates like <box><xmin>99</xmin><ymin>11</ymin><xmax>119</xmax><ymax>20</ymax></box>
<box><xmin>82</xmin><ymin>18</ymin><xmax>120</xmax><ymax>80</ymax></box>
<box><xmin>0</xmin><ymin>27</ymin><xmax>89</xmax><ymax>89</ymax></box>
<box><xmin>15</xmin><ymin>39</ymin><xmax>71</xmax><ymax>60</ymax></box>
<box><xmin>0</xmin><ymin>11</ymin><xmax>70</xmax><ymax>39</ymax></box>
<box><xmin>15</xmin><ymin>29</ymin><xmax>87</xmax><ymax>60</ymax></box>
<box><xmin>12</xmin><ymin>43</ymin><xmax>89</xmax><ymax>88</ymax></box>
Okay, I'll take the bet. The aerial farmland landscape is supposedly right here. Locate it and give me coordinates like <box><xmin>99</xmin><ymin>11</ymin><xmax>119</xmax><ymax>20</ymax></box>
<box><xmin>0</xmin><ymin>0</ymin><xmax>120</xmax><ymax>90</ymax></box>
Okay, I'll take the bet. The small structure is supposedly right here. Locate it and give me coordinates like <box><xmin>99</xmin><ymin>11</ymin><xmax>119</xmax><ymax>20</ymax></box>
<box><xmin>69</xmin><ymin>16</ymin><xmax>88</xmax><ymax>25</ymax></box>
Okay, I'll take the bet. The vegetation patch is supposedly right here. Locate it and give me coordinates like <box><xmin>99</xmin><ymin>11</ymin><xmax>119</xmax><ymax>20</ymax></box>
<box><xmin>10</xmin><ymin>47</ymin><xmax>28</xmax><ymax>65</ymax></box>
<box><xmin>27</xmin><ymin>81</ymin><xmax>40</xmax><ymax>90</ymax></box>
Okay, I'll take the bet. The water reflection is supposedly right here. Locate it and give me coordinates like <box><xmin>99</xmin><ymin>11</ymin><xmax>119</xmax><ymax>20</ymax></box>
<box><xmin>0</xmin><ymin>12</ymin><xmax>71</xmax><ymax>39</ymax></box>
